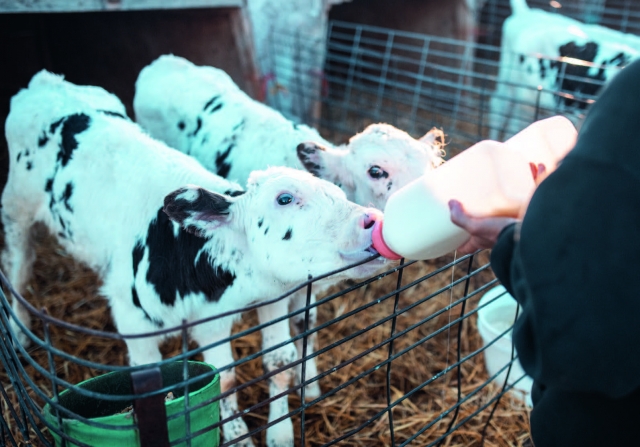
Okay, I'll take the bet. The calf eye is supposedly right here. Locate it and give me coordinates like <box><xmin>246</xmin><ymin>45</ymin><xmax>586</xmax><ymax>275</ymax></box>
<box><xmin>277</xmin><ymin>193</ymin><xmax>294</xmax><ymax>205</ymax></box>
<box><xmin>368</xmin><ymin>165</ymin><xmax>388</xmax><ymax>179</ymax></box>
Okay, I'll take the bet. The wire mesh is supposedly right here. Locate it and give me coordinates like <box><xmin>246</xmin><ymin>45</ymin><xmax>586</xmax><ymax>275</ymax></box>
<box><xmin>0</xmin><ymin>243</ymin><xmax>530</xmax><ymax>446</ymax></box>
<box><xmin>266</xmin><ymin>13</ymin><xmax>637</xmax><ymax>151</ymax></box>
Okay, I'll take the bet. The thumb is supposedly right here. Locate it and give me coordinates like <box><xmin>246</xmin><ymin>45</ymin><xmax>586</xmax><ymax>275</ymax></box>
<box><xmin>449</xmin><ymin>199</ymin><xmax>471</xmax><ymax>228</ymax></box>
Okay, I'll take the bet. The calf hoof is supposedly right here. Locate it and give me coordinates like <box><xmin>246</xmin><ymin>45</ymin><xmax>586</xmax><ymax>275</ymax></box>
<box><xmin>267</xmin><ymin>418</ymin><xmax>294</xmax><ymax>447</ymax></box>
<box><xmin>229</xmin><ymin>437</ymin><xmax>256</xmax><ymax>447</ymax></box>
<box><xmin>267</xmin><ymin>431</ymin><xmax>294</xmax><ymax>447</ymax></box>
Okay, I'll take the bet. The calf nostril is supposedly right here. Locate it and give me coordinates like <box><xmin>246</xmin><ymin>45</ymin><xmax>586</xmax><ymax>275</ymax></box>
<box><xmin>363</xmin><ymin>213</ymin><xmax>377</xmax><ymax>230</ymax></box>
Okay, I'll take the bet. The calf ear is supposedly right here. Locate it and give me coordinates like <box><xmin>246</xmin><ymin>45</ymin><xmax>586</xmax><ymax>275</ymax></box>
<box><xmin>297</xmin><ymin>142</ymin><xmax>328</xmax><ymax>177</ymax></box>
<box><xmin>163</xmin><ymin>185</ymin><xmax>233</xmax><ymax>238</ymax></box>
<box><xmin>420</xmin><ymin>127</ymin><xmax>446</xmax><ymax>167</ymax></box>
<box><xmin>419</xmin><ymin>127</ymin><xmax>445</xmax><ymax>146</ymax></box>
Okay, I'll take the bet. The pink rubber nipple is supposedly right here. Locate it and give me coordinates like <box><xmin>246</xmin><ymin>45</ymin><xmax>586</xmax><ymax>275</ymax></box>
<box><xmin>371</xmin><ymin>220</ymin><xmax>402</xmax><ymax>260</ymax></box>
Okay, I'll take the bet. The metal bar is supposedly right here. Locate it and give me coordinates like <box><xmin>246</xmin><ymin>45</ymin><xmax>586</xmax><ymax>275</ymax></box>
<box><xmin>181</xmin><ymin>321</ymin><xmax>192</xmax><ymax>447</ymax></box>
<box><xmin>408</xmin><ymin>39</ymin><xmax>431</xmax><ymax>134</ymax></box>
<box><xmin>131</xmin><ymin>367</ymin><xmax>170</xmax><ymax>447</ymax></box>
<box><xmin>385</xmin><ymin>258</ymin><xmax>405</xmax><ymax>447</ymax></box>
<box><xmin>436</xmin><ymin>254</ymin><xmax>475</xmax><ymax>446</ymax></box>
<box><xmin>43</xmin><ymin>310</ymin><xmax>62</xmax><ymax>447</ymax></box>
<box><xmin>299</xmin><ymin>278</ymin><xmax>313</xmax><ymax>446</ymax></box>
<box><xmin>340</xmin><ymin>25</ymin><xmax>363</xmax><ymax>125</ymax></box>
<box><xmin>373</xmin><ymin>31</ymin><xmax>395</xmax><ymax>120</ymax></box>
<box><xmin>0</xmin><ymin>0</ymin><xmax>243</xmax><ymax>13</ymax></box>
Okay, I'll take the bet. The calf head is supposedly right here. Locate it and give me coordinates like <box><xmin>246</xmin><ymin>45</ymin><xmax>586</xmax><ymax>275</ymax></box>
<box><xmin>163</xmin><ymin>167</ymin><xmax>386</xmax><ymax>289</ymax></box>
<box><xmin>297</xmin><ymin>123</ymin><xmax>445</xmax><ymax>210</ymax></box>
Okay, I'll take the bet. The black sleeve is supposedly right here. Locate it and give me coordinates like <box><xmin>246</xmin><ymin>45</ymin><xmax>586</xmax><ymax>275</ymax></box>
<box><xmin>489</xmin><ymin>222</ymin><xmax>519</xmax><ymax>297</ymax></box>
<box><xmin>507</xmin><ymin>156</ymin><xmax>640</xmax><ymax>399</ymax></box>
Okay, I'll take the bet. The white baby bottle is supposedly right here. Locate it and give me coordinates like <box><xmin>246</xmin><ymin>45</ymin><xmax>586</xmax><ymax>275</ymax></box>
<box><xmin>372</xmin><ymin>116</ymin><xmax>577</xmax><ymax>260</ymax></box>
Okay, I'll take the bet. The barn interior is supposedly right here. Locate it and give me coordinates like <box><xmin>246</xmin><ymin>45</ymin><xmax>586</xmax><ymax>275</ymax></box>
<box><xmin>1</xmin><ymin>0</ymin><xmax>638</xmax><ymax>446</ymax></box>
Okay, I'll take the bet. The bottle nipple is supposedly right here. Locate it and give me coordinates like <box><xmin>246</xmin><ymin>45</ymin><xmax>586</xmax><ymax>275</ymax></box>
<box><xmin>371</xmin><ymin>220</ymin><xmax>402</xmax><ymax>260</ymax></box>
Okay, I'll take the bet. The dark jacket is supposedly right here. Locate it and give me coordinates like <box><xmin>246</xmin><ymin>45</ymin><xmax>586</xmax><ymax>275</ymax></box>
<box><xmin>490</xmin><ymin>58</ymin><xmax>640</xmax><ymax>447</ymax></box>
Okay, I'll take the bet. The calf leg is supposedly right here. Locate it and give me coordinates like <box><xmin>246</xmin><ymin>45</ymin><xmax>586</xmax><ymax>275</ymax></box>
<box><xmin>192</xmin><ymin>319</ymin><xmax>255</xmax><ymax>447</ymax></box>
<box><xmin>258</xmin><ymin>301</ymin><xmax>297</xmax><ymax>447</ymax></box>
<box><xmin>1</xmin><ymin>210</ymin><xmax>37</xmax><ymax>347</ymax></box>
<box><xmin>289</xmin><ymin>290</ymin><xmax>321</xmax><ymax>400</ymax></box>
<box><xmin>108</xmin><ymin>296</ymin><xmax>164</xmax><ymax>366</ymax></box>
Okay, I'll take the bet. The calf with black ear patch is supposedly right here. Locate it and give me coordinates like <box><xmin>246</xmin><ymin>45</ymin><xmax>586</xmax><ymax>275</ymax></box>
<box><xmin>3</xmin><ymin>70</ymin><xmax>390</xmax><ymax>447</ymax></box>
<box><xmin>156</xmin><ymin>168</ymin><xmax>387</xmax><ymax>447</ymax></box>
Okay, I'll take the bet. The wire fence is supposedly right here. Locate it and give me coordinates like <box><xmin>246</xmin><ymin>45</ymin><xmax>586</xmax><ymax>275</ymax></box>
<box><xmin>0</xmin><ymin>242</ymin><xmax>529</xmax><ymax>446</ymax></box>
<box><xmin>268</xmin><ymin>19</ymin><xmax>631</xmax><ymax>156</ymax></box>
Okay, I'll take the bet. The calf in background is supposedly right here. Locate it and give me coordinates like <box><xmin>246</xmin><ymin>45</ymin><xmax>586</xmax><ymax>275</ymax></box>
<box><xmin>2</xmin><ymin>71</ymin><xmax>386</xmax><ymax>447</ymax></box>
<box><xmin>490</xmin><ymin>0</ymin><xmax>640</xmax><ymax>140</ymax></box>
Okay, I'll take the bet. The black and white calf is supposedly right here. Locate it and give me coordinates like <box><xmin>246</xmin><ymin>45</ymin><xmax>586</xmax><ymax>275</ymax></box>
<box><xmin>133</xmin><ymin>54</ymin><xmax>445</xmax><ymax>211</ymax></box>
<box><xmin>2</xmin><ymin>72</ymin><xmax>386</xmax><ymax>447</ymax></box>
<box><xmin>490</xmin><ymin>0</ymin><xmax>640</xmax><ymax>140</ymax></box>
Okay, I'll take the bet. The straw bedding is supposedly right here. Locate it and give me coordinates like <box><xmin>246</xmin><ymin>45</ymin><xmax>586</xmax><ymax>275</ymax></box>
<box><xmin>0</xmin><ymin>223</ymin><xmax>531</xmax><ymax>447</ymax></box>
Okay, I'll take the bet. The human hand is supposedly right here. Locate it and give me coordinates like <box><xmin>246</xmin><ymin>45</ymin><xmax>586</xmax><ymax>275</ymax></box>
<box><xmin>448</xmin><ymin>200</ymin><xmax>519</xmax><ymax>254</ymax></box>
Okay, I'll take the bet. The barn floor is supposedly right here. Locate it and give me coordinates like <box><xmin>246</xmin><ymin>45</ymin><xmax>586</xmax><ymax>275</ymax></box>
<box><xmin>0</xmin><ymin>225</ymin><xmax>532</xmax><ymax>446</ymax></box>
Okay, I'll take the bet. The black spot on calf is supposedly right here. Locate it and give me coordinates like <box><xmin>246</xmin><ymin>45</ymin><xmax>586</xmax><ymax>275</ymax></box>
<box><xmin>98</xmin><ymin>109</ymin><xmax>127</xmax><ymax>120</ymax></box>
<box><xmin>178</xmin><ymin>121</ymin><xmax>186</xmax><ymax>131</ymax></box>
<box><xmin>539</xmin><ymin>59</ymin><xmax>547</xmax><ymax>79</ymax></box>
<box><xmin>49</xmin><ymin>117</ymin><xmax>64</xmax><ymax>133</ymax></box>
<box><xmin>61</xmin><ymin>182</ymin><xmax>73</xmax><ymax>212</ymax></box>
<box><xmin>215</xmin><ymin>144</ymin><xmax>234</xmax><ymax>178</ymax></box>
<box><xmin>58</xmin><ymin>113</ymin><xmax>91</xmax><ymax>167</ymax></box>
<box><xmin>131</xmin><ymin>286</ymin><xmax>164</xmax><ymax>328</ymax></box>
<box><xmin>132</xmin><ymin>241</ymin><xmax>144</xmax><ymax>277</ymax></box>
<box><xmin>143</xmin><ymin>208</ymin><xmax>235</xmax><ymax>306</ymax></box>
<box><xmin>283</xmin><ymin>228</ymin><xmax>292</xmax><ymax>240</ymax></box>
<box><xmin>609</xmin><ymin>52</ymin><xmax>630</xmax><ymax>67</ymax></box>
<box><xmin>203</xmin><ymin>95</ymin><xmax>223</xmax><ymax>114</ymax></box>
<box><xmin>556</xmin><ymin>41</ymin><xmax>609</xmax><ymax>108</ymax></box>
<box><xmin>224</xmin><ymin>190</ymin><xmax>246</xmax><ymax>198</ymax></box>
<box><xmin>38</xmin><ymin>133</ymin><xmax>49</xmax><ymax>147</ymax></box>
<box><xmin>26</xmin><ymin>162</ymin><xmax>33</xmax><ymax>171</ymax></box>
<box><xmin>257</xmin><ymin>218</ymin><xmax>264</xmax><ymax>228</ymax></box>
<box><xmin>203</xmin><ymin>95</ymin><xmax>220</xmax><ymax>112</ymax></box>
<box><xmin>188</xmin><ymin>117</ymin><xmax>202</xmax><ymax>137</ymax></box>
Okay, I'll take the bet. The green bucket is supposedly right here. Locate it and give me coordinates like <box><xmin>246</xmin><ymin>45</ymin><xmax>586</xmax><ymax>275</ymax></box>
<box><xmin>43</xmin><ymin>361</ymin><xmax>220</xmax><ymax>447</ymax></box>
